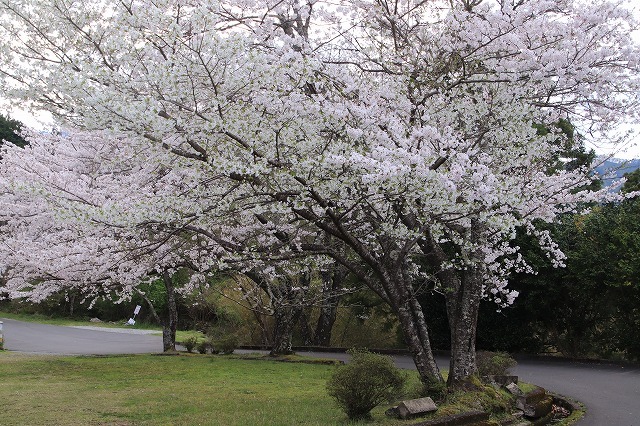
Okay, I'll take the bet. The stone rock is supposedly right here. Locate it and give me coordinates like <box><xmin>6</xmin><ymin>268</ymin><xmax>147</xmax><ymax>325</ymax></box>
<box><xmin>505</xmin><ymin>383</ymin><xmax>524</xmax><ymax>397</ymax></box>
<box><xmin>511</xmin><ymin>411</ymin><xmax>524</xmax><ymax>419</ymax></box>
<box><xmin>523</xmin><ymin>387</ymin><xmax>547</xmax><ymax>404</ymax></box>
<box><xmin>485</xmin><ymin>375</ymin><xmax>518</xmax><ymax>385</ymax></box>
<box><xmin>516</xmin><ymin>395</ymin><xmax>553</xmax><ymax>419</ymax></box>
<box><xmin>396</xmin><ymin>397</ymin><xmax>438</xmax><ymax>419</ymax></box>
<box><xmin>516</xmin><ymin>387</ymin><xmax>553</xmax><ymax>419</ymax></box>
<box><xmin>527</xmin><ymin>396</ymin><xmax>553</xmax><ymax>419</ymax></box>
<box><xmin>89</xmin><ymin>317</ymin><xmax>103</xmax><ymax>323</ymax></box>
<box><xmin>551</xmin><ymin>395</ymin><xmax>581</xmax><ymax>412</ymax></box>
<box><xmin>515</xmin><ymin>398</ymin><xmax>526</xmax><ymax>412</ymax></box>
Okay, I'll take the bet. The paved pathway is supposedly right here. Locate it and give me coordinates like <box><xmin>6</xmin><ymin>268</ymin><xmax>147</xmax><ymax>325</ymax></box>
<box><xmin>3</xmin><ymin>318</ymin><xmax>640</xmax><ymax>425</ymax></box>
<box><xmin>1</xmin><ymin>318</ymin><xmax>162</xmax><ymax>355</ymax></box>
<box><xmin>512</xmin><ymin>357</ymin><xmax>640</xmax><ymax>426</ymax></box>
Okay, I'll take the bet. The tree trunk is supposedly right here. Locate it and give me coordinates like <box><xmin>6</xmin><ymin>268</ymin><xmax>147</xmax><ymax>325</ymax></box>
<box><xmin>312</xmin><ymin>266</ymin><xmax>346</xmax><ymax>346</ymax></box>
<box><xmin>162</xmin><ymin>270</ymin><xmax>178</xmax><ymax>352</ymax></box>
<box><xmin>395</xmin><ymin>295</ymin><xmax>444</xmax><ymax>386</ymax></box>
<box><xmin>270</xmin><ymin>304</ymin><xmax>302</xmax><ymax>355</ymax></box>
<box><xmin>444</xmin><ymin>266</ymin><xmax>483</xmax><ymax>387</ymax></box>
<box><xmin>380</xmin><ymin>265</ymin><xmax>443</xmax><ymax>385</ymax></box>
<box><xmin>136</xmin><ymin>289</ymin><xmax>162</xmax><ymax>325</ymax></box>
<box><xmin>298</xmin><ymin>308</ymin><xmax>314</xmax><ymax>346</ymax></box>
<box><xmin>239</xmin><ymin>271</ymin><xmax>310</xmax><ymax>356</ymax></box>
<box><xmin>417</xmin><ymin>224</ymin><xmax>486</xmax><ymax>388</ymax></box>
<box><xmin>312</xmin><ymin>304</ymin><xmax>337</xmax><ymax>346</ymax></box>
<box><xmin>269</xmin><ymin>273</ymin><xmax>309</xmax><ymax>355</ymax></box>
<box><xmin>68</xmin><ymin>291</ymin><xmax>76</xmax><ymax>317</ymax></box>
<box><xmin>253</xmin><ymin>309</ymin><xmax>272</xmax><ymax>349</ymax></box>
<box><xmin>441</xmin><ymin>224</ymin><xmax>485</xmax><ymax>388</ymax></box>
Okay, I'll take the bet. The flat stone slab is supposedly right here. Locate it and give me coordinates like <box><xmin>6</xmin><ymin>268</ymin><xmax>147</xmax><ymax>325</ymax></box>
<box><xmin>506</xmin><ymin>382</ymin><xmax>524</xmax><ymax>397</ymax></box>
<box><xmin>397</xmin><ymin>397</ymin><xmax>438</xmax><ymax>419</ymax></box>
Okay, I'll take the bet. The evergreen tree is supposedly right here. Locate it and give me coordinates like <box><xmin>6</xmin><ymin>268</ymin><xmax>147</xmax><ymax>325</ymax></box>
<box><xmin>0</xmin><ymin>114</ymin><xmax>27</xmax><ymax>147</ymax></box>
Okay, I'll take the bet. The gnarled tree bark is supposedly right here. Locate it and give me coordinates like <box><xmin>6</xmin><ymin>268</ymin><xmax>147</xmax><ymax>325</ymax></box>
<box><xmin>312</xmin><ymin>265</ymin><xmax>348</xmax><ymax>346</ymax></box>
<box><xmin>161</xmin><ymin>270</ymin><xmax>178</xmax><ymax>352</ymax></box>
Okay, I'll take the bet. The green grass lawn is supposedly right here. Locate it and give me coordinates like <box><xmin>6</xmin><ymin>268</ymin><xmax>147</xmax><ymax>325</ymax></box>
<box><xmin>0</xmin><ymin>352</ymin><xmax>413</xmax><ymax>426</ymax></box>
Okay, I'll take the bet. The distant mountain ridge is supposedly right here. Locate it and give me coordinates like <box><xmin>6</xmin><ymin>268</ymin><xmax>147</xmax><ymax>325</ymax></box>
<box><xmin>593</xmin><ymin>157</ymin><xmax>640</xmax><ymax>187</ymax></box>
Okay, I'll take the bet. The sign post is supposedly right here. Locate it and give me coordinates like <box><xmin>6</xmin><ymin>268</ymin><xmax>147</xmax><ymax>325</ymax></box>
<box><xmin>127</xmin><ymin>305</ymin><xmax>142</xmax><ymax>326</ymax></box>
<box><xmin>0</xmin><ymin>321</ymin><xmax>4</xmax><ymax>350</ymax></box>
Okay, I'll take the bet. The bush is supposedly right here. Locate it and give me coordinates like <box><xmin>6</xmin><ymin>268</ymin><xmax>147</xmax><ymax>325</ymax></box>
<box><xmin>183</xmin><ymin>336</ymin><xmax>198</xmax><ymax>353</ymax></box>
<box><xmin>476</xmin><ymin>351</ymin><xmax>517</xmax><ymax>377</ymax></box>
<box><xmin>326</xmin><ymin>349</ymin><xmax>406</xmax><ymax>420</ymax></box>
<box><xmin>213</xmin><ymin>335</ymin><xmax>238</xmax><ymax>355</ymax></box>
<box><xmin>196</xmin><ymin>339</ymin><xmax>211</xmax><ymax>355</ymax></box>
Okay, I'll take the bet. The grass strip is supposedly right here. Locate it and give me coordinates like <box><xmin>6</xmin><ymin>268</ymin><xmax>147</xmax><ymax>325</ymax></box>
<box><xmin>0</xmin><ymin>352</ymin><xmax>411</xmax><ymax>425</ymax></box>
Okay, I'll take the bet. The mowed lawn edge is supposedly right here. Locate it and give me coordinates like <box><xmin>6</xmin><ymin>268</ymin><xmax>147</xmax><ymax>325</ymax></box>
<box><xmin>0</xmin><ymin>352</ymin><xmax>411</xmax><ymax>426</ymax></box>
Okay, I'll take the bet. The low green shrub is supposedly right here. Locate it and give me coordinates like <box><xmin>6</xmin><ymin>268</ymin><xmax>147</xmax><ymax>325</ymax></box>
<box><xmin>213</xmin><ymin>335</ymin><xmax>238</xmax><ymax>355</ymax></box>
<box><xmin>476</xmin><ymin>351</ymin><xmax>517</xmax><ymax>377</ymax></box>
<box><xmin>326</xmin><ymin>348</ymin><xmax>406</xmax><ymax>420</ymax></box>
<box><xmin>196</xmin><ymin>339</ymin><xmax>211</xmax><ymax>355</ymax></box>
<box><xmin>183</xmin><ymin>336</ymin><xmax>198</xmax><ymax>353</ymax></box>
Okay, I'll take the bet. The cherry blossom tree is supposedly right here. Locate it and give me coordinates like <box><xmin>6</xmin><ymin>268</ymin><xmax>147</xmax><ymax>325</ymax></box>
<box><xmin>1</xmin><ymin>0</ymin><xmax>639</xmax><ymax>386</ymax></box>
<box><xmin>0</xmin><ymin>129</ymin><xmax>224</xmax><ymax>351</ymax></box>
<box><xmin>0</xmin><ymin>128</ymin><xmax>336</xmax><ymax>353</ymax></box>
<box><xmin>236</xmin><ymin>261</ymin><xmax>353</xmax><ymax>353</ymax></box>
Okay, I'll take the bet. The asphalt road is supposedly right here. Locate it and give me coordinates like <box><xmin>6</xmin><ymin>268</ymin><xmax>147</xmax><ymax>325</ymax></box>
<box><xmin>3</xmin><ymin>318</ymin><xmax>639</xmax><ymax>425</ymax></box>
<box><xmin>0</xmin><ymin>318</ymin><xmax>162</xmax><ymax>355</ymax></box>
<box><xmin>511</xmin><ymin>357</ymin><xmax>640</xmax><ymax>426</ymax></box>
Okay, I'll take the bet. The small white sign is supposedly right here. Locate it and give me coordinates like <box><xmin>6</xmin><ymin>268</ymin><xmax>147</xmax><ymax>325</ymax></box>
<box><xmin>133</xmin><ymin>305</ymin><xmax>142</xmax><ymax>315</ymax></box>
<box><xmin>127</xmin><ymin>318</ymin><xmax>136</xmax><ymax>326</ymax></box>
